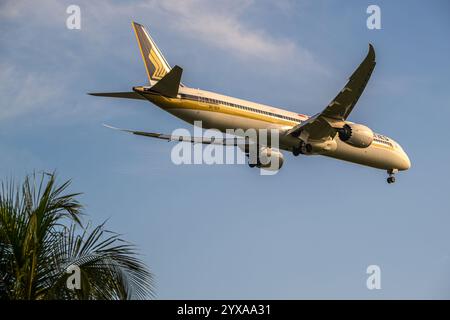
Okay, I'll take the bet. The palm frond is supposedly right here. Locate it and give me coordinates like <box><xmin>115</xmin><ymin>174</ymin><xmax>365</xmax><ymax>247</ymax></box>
<box><xmin>41</xmin><ymin>223</ymin><xmax>154</xmax><ymax>300</ymax></box>
<box><xmin>0</xmin><ymin>172</ymin><xmax>153</xmax><ymax>300</ymax></box>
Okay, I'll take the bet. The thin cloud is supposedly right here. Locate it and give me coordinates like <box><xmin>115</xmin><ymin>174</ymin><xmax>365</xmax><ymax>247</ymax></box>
<box><xmin>144</xmin><ymin>0</ymin><xmax>323</xmax><ymax>71</ymax></box>
<box><xmin>0</xmin><ymin>64</ymin><xmax>63</xmax><ymax>121</ymax></box>
<box><xmin>0</xmin><ymin>0</ymin><xmax>327</xmax><ymax>122</ymax></box>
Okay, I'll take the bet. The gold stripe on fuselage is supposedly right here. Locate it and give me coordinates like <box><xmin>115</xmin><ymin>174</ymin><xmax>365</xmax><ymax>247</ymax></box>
<box><xmin>143</xmin><ymin>93</ymin><xmax>396</xmax><ymax>151</ymax></box>
<box><xmin>371</xmin><ymin>142</ymin><xmax>394</xmax><ymax>151</ymax></box>
<box><xmin>145</xmin><ymin>94</ymin><xmax>300</xmax><ymax>127</ymax></box>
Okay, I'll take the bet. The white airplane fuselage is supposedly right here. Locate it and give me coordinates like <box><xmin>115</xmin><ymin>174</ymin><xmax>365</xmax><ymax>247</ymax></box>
<box><xmin>91</xmin><ymin>22</ymin><xmax>411</xmax><ymax>183</ymax></box>
<box><xmin>134</xmin><ymin>86</ymin><xmax>411</xmax><ymax>172</ymax></box>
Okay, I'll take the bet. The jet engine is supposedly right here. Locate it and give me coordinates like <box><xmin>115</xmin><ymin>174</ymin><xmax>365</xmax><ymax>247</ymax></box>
<box><xmin>338</xmin><ymin>123</ymin><xmax>374</xmax><ymax>148</ymax></box>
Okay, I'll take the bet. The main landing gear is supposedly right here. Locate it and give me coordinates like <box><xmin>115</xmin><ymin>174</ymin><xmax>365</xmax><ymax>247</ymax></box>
<box><xmin>292</xmin><ymin>142</ymin><xmax>308</xmax><ymax>156</ymax></box>
<box><xmin>387</xmin><ymin>169</ymin><xmax>398</xmax><ymax>184</ymax></box>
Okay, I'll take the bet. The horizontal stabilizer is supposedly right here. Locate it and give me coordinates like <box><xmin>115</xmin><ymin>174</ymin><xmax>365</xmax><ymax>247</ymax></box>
<box><xmin>88</xmin><ymin>92</ymin><xmax>146</xmax><ymax>100</ymax></box>
<box><xmin>149</xmin><ymin>65</ymin><xmax>183</xmax><ymax>98</ymax></box>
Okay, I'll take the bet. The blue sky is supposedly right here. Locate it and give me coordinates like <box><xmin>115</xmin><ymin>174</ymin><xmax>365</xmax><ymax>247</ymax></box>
<box><xmin>1</xmin><ymin>0</ymin><xmax>450</xmax><ymax>299</ymax></box>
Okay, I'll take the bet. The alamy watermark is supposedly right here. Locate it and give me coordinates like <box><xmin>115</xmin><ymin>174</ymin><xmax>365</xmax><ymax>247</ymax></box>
<box><xmin>66</xmin><ymin>264</ymin><xmax>81</xmax><ymax>290</ymax></box>
<box><xmin>170</xmin><ymin>121</ymin><xmax>282</xmax><ymax>175</ymax></box>
<box><xmin>367</xmin><ymin>5</ymin><xmax>381</xmax><ymax>30</ymax></box>
<box><xmin>66</xmin><ymin>5</ymin><xmax>81</xmax><ymax>30</ymax></box>
<box><xmin>366</xmin><ymin>264</ymin><xmax>381</xmax><ymax>290</ymax></box>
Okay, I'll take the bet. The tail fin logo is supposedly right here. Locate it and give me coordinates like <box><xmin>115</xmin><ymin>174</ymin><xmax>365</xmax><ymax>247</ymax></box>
<box><xmin>132</xmin><ymin>21</ymin><xmax>172</xmax><ymax>85</ymax></box>
<box><xmin>148</xmin><ymin>48</ymin><xmax>166</xmax><ymax>80</ymax></box>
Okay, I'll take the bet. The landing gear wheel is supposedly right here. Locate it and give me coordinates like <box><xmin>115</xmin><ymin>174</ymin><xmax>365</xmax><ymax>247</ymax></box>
<box><xmin>386</xmin><ymin>169</ymin><xmax>398</xmax><ymax>184</ymax></box>
<box><xmin>292</xmin><ymin>147</ymin><xmax>301</xmax><ymax>157</ymax></box>
<box><xmin>248</xmin><ymin>163</ymin><xmax>257</xmax><ymax>168</ymax></box>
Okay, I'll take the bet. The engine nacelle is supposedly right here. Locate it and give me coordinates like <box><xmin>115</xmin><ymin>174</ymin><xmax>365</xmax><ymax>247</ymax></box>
<box><xmin>299</xmin><ymin>139</ymin><xmax>337</xmax><ymax>155</ymax></box>
<box><xmin>251</xmin><ymin>147</ymin><xmax>284</xmax><ymax>171</ymax></box>
<box><xmin>338</xmin><ymin>123</ymin><xmax>373</xmax><ymax>148</ymax></box>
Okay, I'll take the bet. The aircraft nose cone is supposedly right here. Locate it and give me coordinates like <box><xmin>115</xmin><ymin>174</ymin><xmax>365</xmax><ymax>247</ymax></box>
<box><xmin>399</xmin><ymin>151</ymin><xmax>411</xmax><ymax>171</ymax></box>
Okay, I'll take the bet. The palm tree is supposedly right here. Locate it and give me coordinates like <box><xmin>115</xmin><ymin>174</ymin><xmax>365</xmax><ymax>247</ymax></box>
<box><xmin>0</xmin><ymin>172</ymin><xmax>154</xmax><ymax>299</ymax></box>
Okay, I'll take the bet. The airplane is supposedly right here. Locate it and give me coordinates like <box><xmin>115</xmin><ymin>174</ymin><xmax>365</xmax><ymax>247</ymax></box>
<box><xmin>90</xmin><ymin>21</ymin><xmax>411</xmax><ymax>183</ymax></box>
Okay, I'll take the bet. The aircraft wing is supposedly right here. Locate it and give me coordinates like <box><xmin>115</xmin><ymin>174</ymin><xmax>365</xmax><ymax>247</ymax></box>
<box><xmin>103</xmin><ymin>124</ymin><xmax>252</xmax><ymax>147</ymax></box>
<box><xmin>287</xmin><ymin>44</ymin><xmax>376</xmax><ymax>140</ymax></box>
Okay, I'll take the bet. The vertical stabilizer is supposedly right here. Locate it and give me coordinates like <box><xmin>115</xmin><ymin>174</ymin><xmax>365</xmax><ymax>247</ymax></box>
<box><xmin>132</xmin><ymin>21</ymin><xmax>171</xmax><ymax>86</ymax></box>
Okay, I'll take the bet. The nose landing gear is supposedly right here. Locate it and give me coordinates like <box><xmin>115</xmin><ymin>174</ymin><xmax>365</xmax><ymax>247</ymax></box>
<box><xmin>387</xmin><ymin>176</ymin><xmax>396</xmax><ymax>184</ymax></box>
<box><xmin>387</xmin><ymin>169</ymin><xmax>398</xmax><ymax>184</ymax></box>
